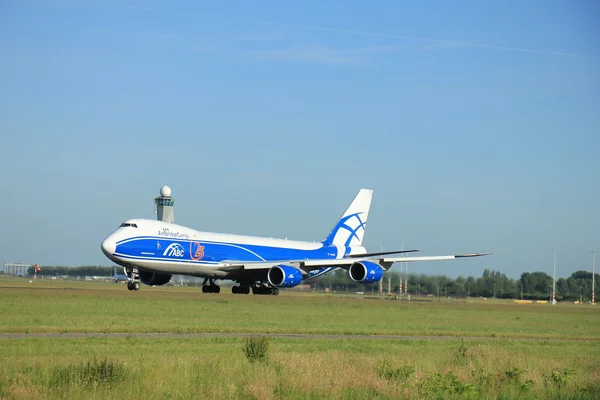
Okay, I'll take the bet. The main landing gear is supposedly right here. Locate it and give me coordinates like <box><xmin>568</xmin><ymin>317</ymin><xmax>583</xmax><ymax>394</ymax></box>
<box><xmin>202</xmin><ymin>279</ymin><xmax>280</xmax><ymax>295</ymax></box>
<box><xmin>231</xmin><ymin>285</ymin><xmax>278</xmax><ymax>295</ymax></box>
<box><xmin>252</xmin><ymin>286</ymin><xmax>279</xmax><ymax>295</ymax></box>
<box><xmin>201</xmin><ymin>278</ymin><xmax>221</xmax><ymax>294</ymax></box>
<box><xmin>232</xmin><ymin>285</ymin><xmax>250</xmax><ymax>294</ymax></box>
<box><xmin>231</xmin><ymin>280</ymin><xmax>279</xmax><ymax>295</ymax></box>
<box><xmin>126</xmin><ymin>268</ymin><xmax>140</xmax><ymax>291</ymax></box>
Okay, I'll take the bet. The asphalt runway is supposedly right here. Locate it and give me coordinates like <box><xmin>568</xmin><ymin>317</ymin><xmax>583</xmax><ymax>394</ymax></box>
<box><xmin>0</xmin><ymin>332</ymin><xmax>593</xmax><ymax>342</ymax></box>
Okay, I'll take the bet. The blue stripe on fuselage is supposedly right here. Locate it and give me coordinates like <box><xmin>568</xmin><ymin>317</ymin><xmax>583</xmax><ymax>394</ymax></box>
<box><xmin>114</xmin><ymin>236</ymin><xmax>340</xmax><ymax>264</ymax></box>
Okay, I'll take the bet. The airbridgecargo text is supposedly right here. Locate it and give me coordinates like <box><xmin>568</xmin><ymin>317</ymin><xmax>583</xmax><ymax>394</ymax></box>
<box><xmin>157</xmin><ymin>228</ymin><xmax>190</xmax><ymax>239</ymax></box>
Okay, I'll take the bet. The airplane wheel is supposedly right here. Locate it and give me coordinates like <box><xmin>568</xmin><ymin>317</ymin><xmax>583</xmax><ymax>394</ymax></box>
<box><xmin>202</xmin><ymin>285</ymin><xmax>220</xmax><ymax>293</ymax></box>
<box><xmin>232</xmin><ymin>286</ymin><xmax>250</xmax><ymax>294</ymax></box>
<box><xmin>133</xmin><ymin>281</ymin><xmax>140</xmax><ymax>291</ymax></box>
<box><xmin>127</xmin><ymin>282</ymin><xmax>133</xmax><ymax>291</ymax></box>
<box><xmin>252</xmin><ymin>287</ymin><xmax>277</xmax><ymax>295</ymax></box>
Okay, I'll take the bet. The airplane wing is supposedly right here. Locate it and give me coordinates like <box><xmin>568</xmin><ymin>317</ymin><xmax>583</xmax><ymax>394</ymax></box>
<box><xmin>218</xmin><ymin>252</ymin><xmax>493</xmax><ymax>276</ymax></box>
<box><xmin>381</xmin><ymin>252</ymin><xmax>494</xmax><ymax>263</ymax></box>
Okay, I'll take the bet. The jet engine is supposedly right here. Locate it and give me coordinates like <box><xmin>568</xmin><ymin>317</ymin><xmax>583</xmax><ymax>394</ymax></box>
<box><xmin>267</xmin><ymin>265</ymin><xmax>303</xmax><ymax>287</ymax></box>
<box><xmin>348</xmin><ymin>261</ymin><xmax>384</xmax><ymax>283</ymax></box>
<box><xmin>139</xmin><ymin>271</ymin><xmax>172</xmax><ymax>286</ymax></box>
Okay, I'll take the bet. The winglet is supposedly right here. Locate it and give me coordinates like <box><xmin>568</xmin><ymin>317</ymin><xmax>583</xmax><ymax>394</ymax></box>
<box><xmin>455</xmin><ymin>252</ymin><xmax>494</xmax><ymax>258</ymax></box>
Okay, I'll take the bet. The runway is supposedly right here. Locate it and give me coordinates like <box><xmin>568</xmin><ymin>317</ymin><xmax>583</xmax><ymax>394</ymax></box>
<box><xmin>0</xmin><ymin>332</ymin><xmax>593</xmax><ymax>342</ymax></box>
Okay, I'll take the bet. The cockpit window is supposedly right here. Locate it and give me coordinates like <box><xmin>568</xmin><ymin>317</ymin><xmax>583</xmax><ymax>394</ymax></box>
<box><xmin>119</xmin><ymin>223</ymin><xmax>138</xmax><ymax>228</ymax></box>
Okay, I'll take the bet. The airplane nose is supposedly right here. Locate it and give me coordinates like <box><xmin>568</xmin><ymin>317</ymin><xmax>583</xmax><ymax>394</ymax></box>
<box><xmin>101</xmin><ymin>237</ymin><xmax>116</xmax><ymax>257</ymax></box>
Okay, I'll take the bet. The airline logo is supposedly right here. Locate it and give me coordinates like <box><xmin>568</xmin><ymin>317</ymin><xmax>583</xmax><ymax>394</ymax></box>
<box><xmin>163</xmin><ymin>243</ymin><xmax>185</xmax><ymax>258</ymax></box>
<box><xmin>328</xmin><ymin>212</ymin><xmax>367</xmax><ymax>247</ymax></box>
<box><xmin>191</xmin><ymin>242</ymin><xmax>205</xmax><ymax>260</ymax></box>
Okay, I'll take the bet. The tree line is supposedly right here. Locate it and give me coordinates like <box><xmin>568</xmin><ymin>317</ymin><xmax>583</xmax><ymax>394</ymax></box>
<box><xmin>26</xmin><ymin>265</ymin><xmax>118</xmax><ymax>277</ymax></box>
<box><xmin>312</xmin><ymin>268</ymin><xmax>598</xmax><ymax>302</ymax></box>
<box><xmin>22</xmin><ymin>265</ymin><xmax>598</xmax><ymax>302</ymax></box>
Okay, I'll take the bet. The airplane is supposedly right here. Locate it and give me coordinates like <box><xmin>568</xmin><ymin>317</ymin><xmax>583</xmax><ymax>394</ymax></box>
<box><xmin>112</xmin><ymin>267</ymin><xmax>129</xmax><ymax>283</ymax></box>
<box><xmin>100</xmin><ymin>189</ymin><xmax>491</xmax><ymax>294</ymax></box>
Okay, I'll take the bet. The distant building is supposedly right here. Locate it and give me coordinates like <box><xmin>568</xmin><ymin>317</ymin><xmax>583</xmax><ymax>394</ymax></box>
<box><xmin>3</xmin><ymin>263</ymin><xmax>31</xmax><ymax>276</ymax></box>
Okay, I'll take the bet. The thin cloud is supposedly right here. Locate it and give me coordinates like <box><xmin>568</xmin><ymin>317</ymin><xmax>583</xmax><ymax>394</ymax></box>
<box><xmin>423</xmin><ymin>40</ymin><xmax>477</xmax><ymax>51</ymax></box>
<box><xmin>237</xmin><ymin>32</ymin><xmax>282</xmax><ymax>42</ymax></box>
<box><xmin>144</xmin><ymin>32</ymin><xmax>183</xmax><ymax>41</ymax></box>
<box><xmin>79</xmin><ymin>1</ymin><xmax>600</xmax><ymax>61</ymax></box>
<box><xmin>138</xmin><ymin>30</ymin><xmax>224</xmax><ymax>53</ymax></box>
<box><xmin>254</xmin><ymin>45</ymin><xmax>396</xmax><ymax>65</ymax></box>
<box><xmin>255</xmin><ymin>47</ymin><xmax>359</xmax><ymax>65</ymax></box>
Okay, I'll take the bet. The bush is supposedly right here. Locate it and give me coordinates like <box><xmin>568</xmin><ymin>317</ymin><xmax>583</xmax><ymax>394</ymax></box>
<box><xmin>243</xmin><ymin>335</ymin><xmax>270</xmax><ymax>363</ymax></box>
<box><xmin>546</xmin><ymin>368</ymin><xmax>576</xmax><ymax>389</ymax></box>
<box><xmin>419</xmin><ymin>371</ymin><xmax>477</xmax><ymax>397</ymax></box>
<box><xmin>455</xmin><ymin>339</ymin><xmax>470</xmax><ymax>363</ymax></box>
<box><xmin>375</xmin><ymin>360</ymin><xmax>415</xmax><ymax>382</ymax></box>
<box><xmin>503</xmin><ymin>366</ymin><xmax>525</xmax><ymax>382</ymax></box>
<box><xmin>503</xmin><ymin>366</ymin><xmax>534</xmax><ymax>392</ymax></box>
<box><xmin>49</xmin><ymin>359</ymin><xmax>127</xmax><ymax>388</ymax></box>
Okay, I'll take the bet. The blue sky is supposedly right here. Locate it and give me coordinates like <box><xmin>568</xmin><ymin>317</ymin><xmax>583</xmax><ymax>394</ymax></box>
<box><xmin>1</xmin><ymin>0</ymin><xmax>598</xmax><ymax>279</ymax></box>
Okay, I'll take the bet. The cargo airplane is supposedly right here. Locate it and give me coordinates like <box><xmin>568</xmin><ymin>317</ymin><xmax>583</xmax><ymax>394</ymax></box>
<box><xmin>112</xmin><ymin>267</ymin><xmax>129</xmax><ymax>283</ymax></box>
<box><xmin>101</xmin><ymin>189</ymin><xmax>491</xmax><ymax>294</ymax></box>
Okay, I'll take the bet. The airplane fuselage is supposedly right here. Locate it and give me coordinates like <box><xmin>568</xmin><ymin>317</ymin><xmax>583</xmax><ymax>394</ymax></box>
<box><xmin>101</xmin><ymin>218</ymin><xmax>365</xmax><ymax>279</ymax></box>
<box><xmin>100</xmin><ymin>188</ymin><xmax>491</xmax><ymax>294</ymax></box>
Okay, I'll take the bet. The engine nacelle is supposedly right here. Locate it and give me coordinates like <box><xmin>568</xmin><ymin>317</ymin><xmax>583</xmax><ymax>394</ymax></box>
<box><xmin>267</xmin><ymin>265</ymin><xmax>303</xmax><ymax>288</ymax></box>
<box><xmin>348</xmin><ymin>261</ymin><xmax>384</xmax><ymax>283</ymax></box>
<box><xmin>139</xmin><ymin>271</ymin><xmax>172</xmax><ymax>286</ymax></box>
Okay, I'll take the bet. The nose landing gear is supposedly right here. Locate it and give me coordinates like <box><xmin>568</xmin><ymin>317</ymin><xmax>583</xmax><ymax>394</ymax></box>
<box><xmin>126</xmin><ymin>268</ymin><xmax>141</xmax><ymax>291</ymax></box>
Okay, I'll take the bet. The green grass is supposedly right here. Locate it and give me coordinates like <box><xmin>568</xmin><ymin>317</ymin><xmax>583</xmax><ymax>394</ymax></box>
<box><xmin>0</xmin><ymin>279</ymin><xmax>598</xmax><ymax>340</ymax></box>
<box><xmin>1</xmin><ymin>277</ymin><xmax>599</xmax><ymax>399</ymax></box>
<box><xmin>0</xmin><ymin>337</ymin><xmax>598</xmax><ymax>399</ymax></box>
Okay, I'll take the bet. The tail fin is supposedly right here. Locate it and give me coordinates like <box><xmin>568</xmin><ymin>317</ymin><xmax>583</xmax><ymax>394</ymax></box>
<box><xmin>322</xmin><ymin>189</ymin><xmax>373</xmax><ymax>247</ymax></box>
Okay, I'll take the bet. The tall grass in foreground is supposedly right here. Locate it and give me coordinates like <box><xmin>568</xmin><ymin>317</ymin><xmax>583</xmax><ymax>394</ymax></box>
<box><xmin>49</xmin><ymin>359</ymin><xmax>127</xmax><ymax>388</ymax></box>
<box><xmin>243</xmin><ymin>335</ymin><xmax>270</xmax><ymax>363</ymax></box>
<box><xmin>1</xmin><ymin>339</ymin><xmax>599</xmax><ymax>400</ymax></box>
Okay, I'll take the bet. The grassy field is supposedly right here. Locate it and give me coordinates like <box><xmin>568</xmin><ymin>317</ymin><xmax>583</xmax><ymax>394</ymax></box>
<box><xmin>1</xmin><ymin>277</ymin><xmax>598</xmax><ymax>340</ymax></box>
<box><xmin>1</xmin><ymin>276</ymin><xmax>599</xmax><ymax>399</ymax></box>
<box><xmin>1</xmin><ymin>336</ymin><xmax>599</xmax><ymax>399</ymax></box>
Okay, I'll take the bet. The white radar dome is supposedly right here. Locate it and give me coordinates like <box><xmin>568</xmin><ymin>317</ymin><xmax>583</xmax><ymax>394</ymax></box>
<box><xmin>160</xmin><ymin>185</ymin><xmax>172</xmax><ymax>197</ymax></box>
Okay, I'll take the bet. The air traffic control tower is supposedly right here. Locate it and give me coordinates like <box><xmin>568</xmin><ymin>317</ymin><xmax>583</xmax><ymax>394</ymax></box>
<box><xmin>154</xmin><ymin>185</ymin><xmax>175</xmax><ymax>223</ymax></box>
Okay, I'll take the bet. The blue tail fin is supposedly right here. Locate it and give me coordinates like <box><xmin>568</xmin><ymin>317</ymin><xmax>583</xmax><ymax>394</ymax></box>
<box><xmin>322</xmin><ymin>189</ymin><xmax>373</xmax><ymax>247</ymax></box>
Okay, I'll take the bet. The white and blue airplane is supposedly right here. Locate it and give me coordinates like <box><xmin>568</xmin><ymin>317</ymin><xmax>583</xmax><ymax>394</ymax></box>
<box><xmin>111</xmin><ymin>267</ymin><xmax>129</xmax><ymax>283</ymax></box>
<box><xmin>101</xmin><ymin>189</ymin><xmax>491</xmax><ymax>294</ymax></box>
